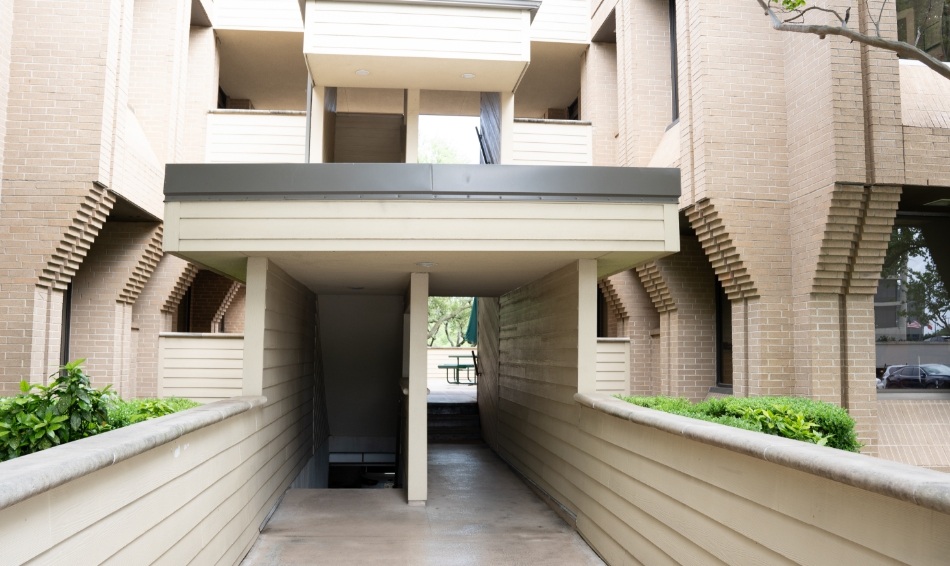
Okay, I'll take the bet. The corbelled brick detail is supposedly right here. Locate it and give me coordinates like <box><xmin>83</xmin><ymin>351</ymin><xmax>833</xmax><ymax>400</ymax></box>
<box><xmin>598</xmin><ymin>277</ymin><xmax>628</xmax><ymax>322</ymax></box>
<box><xmin>212</xmin><ymin>281</ymin><xmax>244</xmax><ymax>332</ymax></box>
<box><xmin>635</xmin><ymin>262</ymin><xmax>675</xmax><ymax>314</ymax></box>
<box><xmin>39</xmin><ymin>186</ymin><xmax>117</xmax><ymax>291</ymax></box>
<box><xmin>163</xmin><ymin>263</ymin><xmax>199</xmax><ymax>314</ymax></box>
<box><xmin>813</xmin><ymin>184</ymin><xmax>901</xmax><ymax>295</ymax></box>
<box><xmin>119</xmin><ymin>224</ymin><xmax>164</xmax><ymax>305</ymax></box>
<box><xmin>687</xmin><ymin>200</ymin><xmax>757</xmax><ymax>301</ymax></box>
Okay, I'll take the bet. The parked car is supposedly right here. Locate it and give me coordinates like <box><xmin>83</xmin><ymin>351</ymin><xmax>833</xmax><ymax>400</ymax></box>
<box><xmin>877</xmin><ymin>365</ymin><xmax>905</xmax><ymax>389</ymax></box>
<box><xmin>924</xmin><ymin>336</ymin><xmax>950</xmax><ymax>342</ymax></box>
<box><xmin>884</xmin><ymin>364</ymin><xmax>950</xmax><ymax>389</ymax></box>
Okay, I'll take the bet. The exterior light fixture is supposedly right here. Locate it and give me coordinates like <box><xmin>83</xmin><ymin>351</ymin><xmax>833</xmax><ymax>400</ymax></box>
<box><xmin>355</xmin><ymin>69</ymin><xmax>370</xmax><ymax>76</ymax></box>
<box><xmin>460</xmin><ymin>73</ymin><xmax>476</xmax><ymax>79</ymax></box>
<box><xmin>415</xmin><ymin>261</ymin><xmax>437</xmax><ymax>268</ymax></box>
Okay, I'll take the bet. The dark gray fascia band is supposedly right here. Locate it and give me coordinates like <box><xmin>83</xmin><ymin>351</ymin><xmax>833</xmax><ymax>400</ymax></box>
<box><xmin>164</xmin><ymin>163</ymin><xmax>681</xmax><ymax>204</ymax></box>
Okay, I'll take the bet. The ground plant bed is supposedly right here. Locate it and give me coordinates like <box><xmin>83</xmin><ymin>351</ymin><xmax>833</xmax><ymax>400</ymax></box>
<box><xmin>617</xmin><ymin>395</ymin><xmax>861</xmax><ymax>452</ymax></box>
<box><xmin>0</xmin><ymin>359</ymin><xmax>199</xmax><ymax>462</ymax></box>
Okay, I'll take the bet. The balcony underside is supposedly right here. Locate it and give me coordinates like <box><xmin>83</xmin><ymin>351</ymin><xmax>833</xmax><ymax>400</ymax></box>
<box><xmin>163</xmin><ymin>163</ymin><xmax>680</xmax><ymax>296</ymax></box>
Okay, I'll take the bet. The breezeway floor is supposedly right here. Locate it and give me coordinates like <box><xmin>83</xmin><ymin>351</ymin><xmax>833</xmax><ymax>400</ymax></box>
<box><xmin>240</xmin><ymin>444</ymin><xmax>604</xmax><ymax>565</ymax></box>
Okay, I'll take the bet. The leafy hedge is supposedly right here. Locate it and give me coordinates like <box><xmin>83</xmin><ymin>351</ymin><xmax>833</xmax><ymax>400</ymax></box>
<box><xmin>0</xmin><ymin>360</ymin><xmax>199</xmax><ymax>462</ymax></box>
<box><xmin>617</xmin><ymin>395</ymin><xmax>861</xmax><ymax>452</ymax></box>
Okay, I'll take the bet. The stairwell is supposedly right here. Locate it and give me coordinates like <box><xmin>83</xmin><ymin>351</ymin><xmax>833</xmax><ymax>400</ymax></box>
<box><xmin>427</xmin><ymin>401</ymin><xmax>481</xmax><ymax>443</ymax></box>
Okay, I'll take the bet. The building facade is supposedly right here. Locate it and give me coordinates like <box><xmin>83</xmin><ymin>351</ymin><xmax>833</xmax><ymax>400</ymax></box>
<box><xmin>0</xmin><ymin>0</ymin><xmax>948</xmax><ymax>492</ymax></box>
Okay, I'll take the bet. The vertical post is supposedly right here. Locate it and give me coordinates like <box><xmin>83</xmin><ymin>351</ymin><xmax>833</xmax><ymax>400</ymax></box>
<box><xmin>309</xmin><ymin>84</ymin><xmax>325</xmax><ymax>163</ymax></box>
<box><xmin>500</xmin><ymin>91</ymin><xmax>515</xmax><ymax>164</ymax></box>
<box><xmin>404</xmin><ymin>89</ymin><xmax>420</xmax><ymax>164</ymax></box>
<box><xmin>577</xmin><ymin>259</ymin><xmax>598</xmax><ymax>394</ymax></box>
<box><xmin>407</xmin><ymin>272</ymin><xmax>429</xmax><ymax>503</ymax></box>
<box><xmin>243</xmin><ymin>257</ymin><xmax>267</xmax><ymax>396</ymax></box>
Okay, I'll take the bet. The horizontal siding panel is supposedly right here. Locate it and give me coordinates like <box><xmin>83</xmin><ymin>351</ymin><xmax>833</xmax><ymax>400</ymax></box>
<box><xmin>214</xmin><ymin>0</ymin><xmax>303</xmax><ymax>30</ymax></box>
<box><xmin>159</xmin><ymin>336</ymin><xmax>245</xmax><ymax>402</ymax></box>
<box><xmin>206</xmin><ymin>114</ymin><xmax>306</xmax><ymax>164</ymax></box>
<box><xmin>179</xmin><ymin>218</ymin><xmax>666</xmax><ymax>242</ymax></box>
<box><xmin>177</xmin><ymin>201</ymin><xmax>667</xmax><ymax>221</ymax></box>
<box><xmin>531</xmin><ymin>0</ymin><xmax>588</xmax><ymax>43</ymax></box>
<box><xmin>307</xmin><ymin>2</ymin><xmax>529</xmax><ymax>61</ymax></box>
<box><xmin>511</xmin><ymin>122</ymin><xmax>592</xmax><ymax>166</ymax></box>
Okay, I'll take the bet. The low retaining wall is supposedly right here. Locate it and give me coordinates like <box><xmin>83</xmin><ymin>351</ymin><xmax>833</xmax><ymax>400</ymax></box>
<box><xmin>567</xmin><ymin>393</ymin><xmax>950</xmax><ymax>564</ymax></box>
<box><xmin>0</xmin><ymin>396</ymin><xmax>270</xmax><ymax>564</ymax></box>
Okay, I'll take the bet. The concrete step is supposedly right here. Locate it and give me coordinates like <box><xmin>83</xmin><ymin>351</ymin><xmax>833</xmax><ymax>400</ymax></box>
<box><xmin>427</xmin><ymin>401</ymin><xmax>481</xmax><ymax>442</ymax></box>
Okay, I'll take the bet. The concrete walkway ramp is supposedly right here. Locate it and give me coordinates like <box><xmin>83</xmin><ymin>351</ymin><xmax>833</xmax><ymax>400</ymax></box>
<box><xmin>241</xmin><ymin>444</ymin><xmax>604</xmax><ymax>565</ymax></box>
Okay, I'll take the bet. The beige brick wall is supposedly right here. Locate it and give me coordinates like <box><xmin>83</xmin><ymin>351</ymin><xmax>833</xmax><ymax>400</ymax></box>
<box><xmin>579</xmin><ymin>42</ymin><xmax>617</xmax><ymax>166</ymax></box>
<box><xmin>183</xmin><ymin>26</ymin><xmax>219</xmax><ymax>163</ymax></box>
<box><xmin>189</xmin><ymin>270</ymin><xmax>240</xmax><ymax>333</ymax></box>
<box><xmin>615</xmin><ymin>0</ymin><xmax>672</xmax><ymax>168</ymax></box>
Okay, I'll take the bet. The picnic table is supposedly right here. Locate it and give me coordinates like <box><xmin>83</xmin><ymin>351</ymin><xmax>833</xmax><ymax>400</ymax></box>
<box><xmin>438</xmin><ymin>354</ymin><xmax>477</xmax><ymax>385</ymax></box>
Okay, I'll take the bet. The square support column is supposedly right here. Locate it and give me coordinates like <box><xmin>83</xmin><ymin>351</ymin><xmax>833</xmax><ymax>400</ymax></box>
<box><xmin>577</xmin><ymin>259</ymin><xmax>598</xmax><ymax>394</ymax></box>
<box><xmin>404</xmin><ymin>89</ymin><xmax>420</xmax><ymax>164</ymax></box>
<box><xmin>407</xmin><ymin>272</ymin><xmax>429</xmax><ymax>503</ymax></box>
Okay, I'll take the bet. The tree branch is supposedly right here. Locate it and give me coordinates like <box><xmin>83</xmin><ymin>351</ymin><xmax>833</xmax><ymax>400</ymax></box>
<box><xmin>756</xmin><ymin>0</ymin><xmax>950</xmax><ymax>81</ymax></box>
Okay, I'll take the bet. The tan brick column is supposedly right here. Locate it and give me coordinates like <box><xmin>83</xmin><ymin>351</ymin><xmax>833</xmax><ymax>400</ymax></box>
<box><xmin>634</xmin><ymin>237</ymin><xmax>717</xmax><ymax>401</ymax></box>
<box><xmin>601</xmin><ymin>270</ymin><xmax>660</xmax><ymax>395</ymax></box>
<box><xmin>580</xmin><ymin>42</ymin><xmax>618</xmax><ymax>166</ymax></box>
<box><xmin>132</xmin><ymin>255</ymin><xmax>196</xmax><ymax>398</ymax></box>
<box><xmin>68</xmin><ymin>222</ymin><xmax>162</xmax><ymax>395</ymax></box>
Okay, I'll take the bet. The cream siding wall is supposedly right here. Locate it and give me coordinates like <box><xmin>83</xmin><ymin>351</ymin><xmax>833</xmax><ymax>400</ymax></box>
<box><xmin>206</xmin><ymin>111</ymin><xmax>307</xmax><ymax>164</ymax></box>
<box><xmin>530</xmin><ymin>0</ymin><xmax>588</xmax><ymax>44</ymax></box>
<box><xmin>305</xmin><ymin>2</ymin><xmax>529</xmax><ymax>61</ymax></box>
<box><xmin>165</xmin><ymin>200</ymin><xmax>676</xmax><ymax>255</ymax></box>
<box><xmin>570</xmin><ymin>395</ymin><xmax>950</xmax><ymax>564</ymax></box>
<box><xmin>214</xmin><ymin>0</ymin><xmax>304</xmax><ymax>30</ymax></box>
<box><xmin>510</xmin><ymin>121</ymin><xmax>593</xmax><ymax>166</ymax></box>
<box><xmin>0</xmin><ymin>398</ymin><xmax>307</xmax><ymax>565</ymax></box>
<box><xmin>158</xmin><ymin>333</ymin><xmax>244</xmax><ymax>403</ymax></box>
<box><xmin>595</xmin><ymin>338</ymin><xmax>629</xmax><ymax>395</ymax></box>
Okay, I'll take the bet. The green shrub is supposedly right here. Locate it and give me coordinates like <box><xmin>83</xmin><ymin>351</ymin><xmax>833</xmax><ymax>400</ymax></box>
<box><xmin>108</xmin><ymin>397</ymin><xmax>200</xmax><ymax>429</ymax></box>
<box><xmin>0</xmin><ymin>360</ymin><xmax>200</xmax><ymax>462</ymax></box>
<box><xmin>0</xmin><ymin>359</ymin><xmax>113</xmax><ymax>461</ymax></box>
<box><xmin>617</xmin><ymin>395</ymin><xmax>860</xmax><ymax>452</ymax></box>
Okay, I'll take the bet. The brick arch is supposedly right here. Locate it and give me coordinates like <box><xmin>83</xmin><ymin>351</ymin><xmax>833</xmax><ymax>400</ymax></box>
<box><xmin>686</xmin><ymin>199</ymin><xmax>758</xmax><ymax>300</ymax></box>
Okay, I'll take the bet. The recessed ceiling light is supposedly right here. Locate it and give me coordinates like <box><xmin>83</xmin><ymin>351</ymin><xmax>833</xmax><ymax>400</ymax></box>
<box><xmin>355</xmin><ymin>69</ymin><xmax>370</xmax><ymax>76</ymax></box>
<box><xmin>461</xmin><ymin>73</ymin><xmax>476</xmax><ymax>79</ymax></box>
<box><xmin>415</xmin><ymin>261</ymin><xmax>437</xmax><ymax>268</ymax></box>
<box><xmin>924</xmin><ymin>198</ymin><xmax>950</xmax><ymax>207</ymax></box>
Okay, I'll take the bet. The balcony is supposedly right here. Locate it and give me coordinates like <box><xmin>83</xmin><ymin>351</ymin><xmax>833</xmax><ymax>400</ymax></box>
<box><xmin>205</xmin><ymin>110</ymin><xmax>306</xmax><ymax>164</ymax></box>
<box><xmin>303</xmin><ymin>0</ymin><xmax>539</xmax><ymax>92</ymax></box>
<box><xmin>510</xmin><ymin>118</ymin><xmax>592</xmax><ymax>166</ymax></box>
<box><xmin>158</xmin><ymin>333</ymin><xmax>244</xmax><ymax>403</ymax></box>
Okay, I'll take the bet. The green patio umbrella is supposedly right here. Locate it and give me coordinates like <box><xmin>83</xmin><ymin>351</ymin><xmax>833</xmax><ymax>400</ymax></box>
<box><xmin>465</xmin><ymin>297</ymin><xmax>478</xmax><ymax>345</ymax></box>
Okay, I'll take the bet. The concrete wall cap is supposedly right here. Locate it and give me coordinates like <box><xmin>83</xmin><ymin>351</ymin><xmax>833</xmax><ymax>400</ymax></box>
<box><xmin>0</xmin><ymin>396</ymin><xmax>266</xmax><ymax>510</ymax></box>
<box><xmin>575</xmin><ymin>392</ymin><xmax>950</xmax><ymax>515</ymax></box>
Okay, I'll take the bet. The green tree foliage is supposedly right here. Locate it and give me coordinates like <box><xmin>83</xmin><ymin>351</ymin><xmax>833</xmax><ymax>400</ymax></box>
<box><xmin>418</xmin><ymin>138</ymin><xmax>462</xmax><ymax>165</ymax></box>
<box><xmin>428</xmin><ymin>297</ymin><xmax>473</xmax><ymax>347</ymax></box>
<box><xmin>906</xmin><ymin>255</ymin><xmax>950</xmax><ymax>331</ymax></box>
<box><xmin>881</xmin><ymin>226</ymin><xmax>926</xmax><ymax>279</ymax></box>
